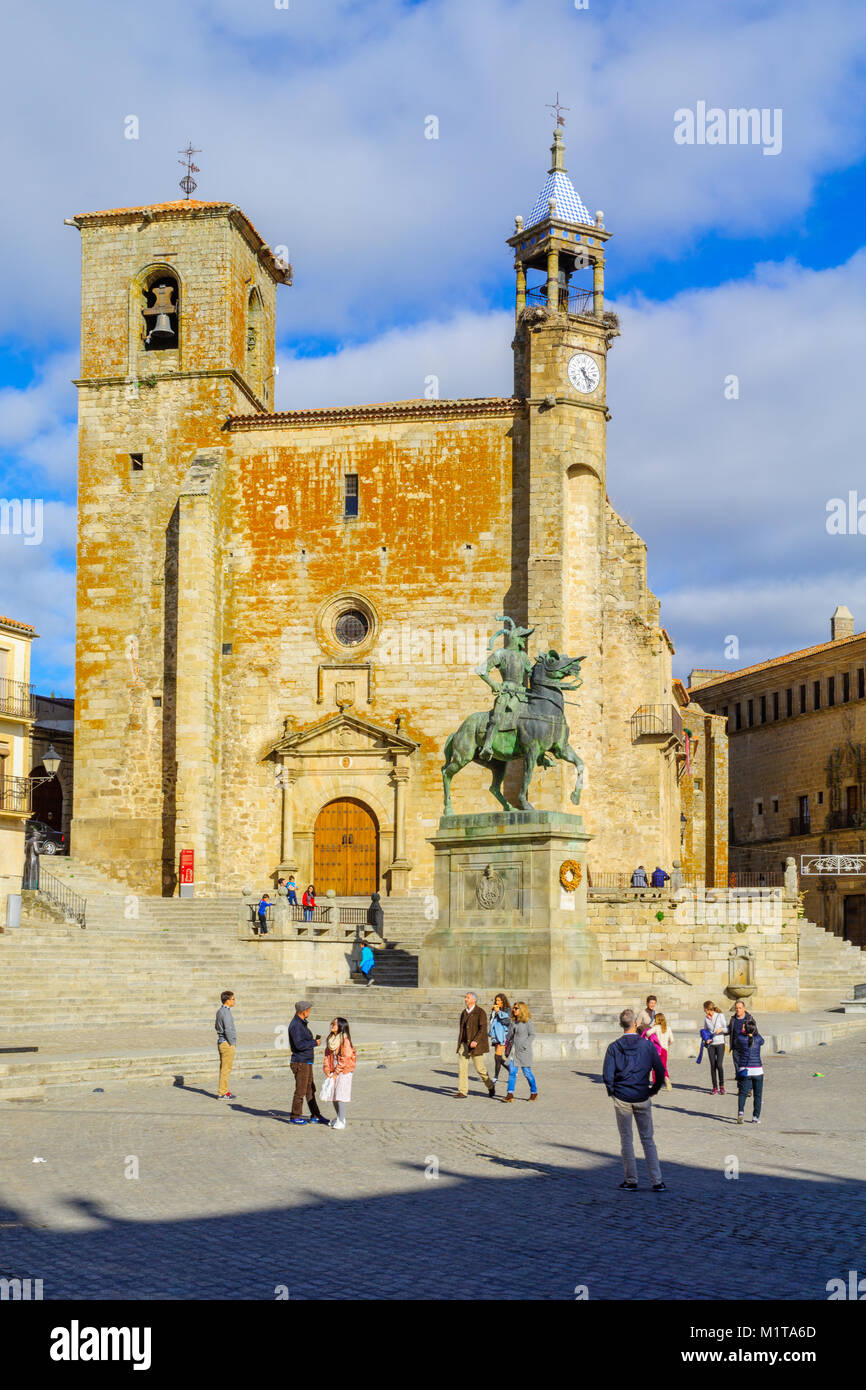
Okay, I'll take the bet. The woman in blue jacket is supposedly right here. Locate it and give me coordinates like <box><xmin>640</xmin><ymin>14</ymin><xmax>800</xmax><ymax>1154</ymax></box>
<box><xmin>730</xmin><ymin>1007</ymin><xmax>764</xmax><ymax>1124</ymax></box>
<box><xmin>488</xmin><ymin>993</ymin><xmax>511</xmax><ymax>1087</ymax></box>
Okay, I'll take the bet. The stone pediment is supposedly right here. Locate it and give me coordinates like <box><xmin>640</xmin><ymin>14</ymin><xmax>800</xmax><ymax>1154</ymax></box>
<box><xmin>270</xmin><ymin>713</ymin><xmax>418</xmax><ymax>760</ymax></box>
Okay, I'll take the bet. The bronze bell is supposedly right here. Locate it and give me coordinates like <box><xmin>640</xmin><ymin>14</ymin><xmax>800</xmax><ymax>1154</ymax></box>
<box><xmin>143</xmin><ymin>282</ymin><xmax>176</xmax><ymax>344</ymax></box>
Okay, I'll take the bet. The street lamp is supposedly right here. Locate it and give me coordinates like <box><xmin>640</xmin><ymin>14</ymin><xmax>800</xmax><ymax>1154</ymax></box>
<box><xmin>31</xmin><ymin>745</ymin><xmax>61</xmax><ymax>784</ymax></box>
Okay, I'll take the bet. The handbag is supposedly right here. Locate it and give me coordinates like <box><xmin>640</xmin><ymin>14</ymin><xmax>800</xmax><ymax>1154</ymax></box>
<box><xmin>320</xmin><ymin>1073</ymin><xmax>336</xmax><ymax>1102</ymax></box>
<box><xmin>504</xmin><ymin>1035</ymin><xmax>513</xmax><ymax>1059</ymax></box>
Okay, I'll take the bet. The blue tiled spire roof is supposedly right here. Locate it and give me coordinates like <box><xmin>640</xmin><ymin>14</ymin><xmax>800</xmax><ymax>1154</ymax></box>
<box><xmin>525</xmin><ymin>127</ymin><xmax>593</xmax><ymax>229</ymax></box>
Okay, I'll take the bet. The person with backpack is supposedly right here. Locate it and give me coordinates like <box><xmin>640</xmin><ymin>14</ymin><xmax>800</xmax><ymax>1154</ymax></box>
<box><xmin>323</xmin><ymin>1016</ymin><xmax>356</xmax><ymax>1129</ymax></box>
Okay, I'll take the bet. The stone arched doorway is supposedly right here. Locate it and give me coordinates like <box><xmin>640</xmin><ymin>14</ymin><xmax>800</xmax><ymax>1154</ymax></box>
<box><xmin>313</xmin><ymin>798</ymin><xmax>379</xmax><ymax>896</ymax></box>
<box><xmin>30</xmin><ymin>764</ymin><xmax>62</xmax><ymax>830</ymax></box>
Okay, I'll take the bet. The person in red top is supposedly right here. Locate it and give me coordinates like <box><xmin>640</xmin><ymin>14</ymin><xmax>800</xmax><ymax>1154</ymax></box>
<box><xmin>302</xmin><ymin>884</ymin><xmax>316</xmax><ymax>922</ymax></box>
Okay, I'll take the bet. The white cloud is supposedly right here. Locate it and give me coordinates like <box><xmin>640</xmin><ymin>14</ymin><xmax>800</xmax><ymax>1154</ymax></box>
<box><xmin>0</xmin><ymin>0</ymin><xmax>865</xmax><ymax>343</ymax></box>
<box><xmin>269</xmin><ymin>248</ymin><xmax>866</xmax><ymax>680</ymax></box>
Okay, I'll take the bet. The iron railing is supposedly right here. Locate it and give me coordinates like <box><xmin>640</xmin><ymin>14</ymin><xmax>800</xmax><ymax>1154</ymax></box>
<box><xmin>727</xmin><ymin>871</ymin><xmax>784</xmax><ymax>888</ymax></box>
<box><xmin>0</xmin><ymin>678</ymin><xmax>35</xmax><ymax>720</ymax></box>
<box><xmin>789</xmin><ymin>816</ymin><xmax>811</xmax><ymax>836</ymax></box>
<box><xmin>630</xmin><ymin>704</ymin><xmax>684</xmax><ymax>743</ymax></box>
<box><xmin>249</xmin><ymin>903</ymin><xmax>369</xmax><ymax>927</ymax></box>
<box><xmin>826</xmin><ymin>810</ymin><xmax>866</xmax><ymax>830</ymax></box>
<box><xmin>526</xmin><ymin>285</ymin><xmax>596</xmax><ymax>317</ymax></box>
<box><xmin>0</xmin><ymin>776</ymin><xmax>32</xmax><ymax>814</ymax></box>
<box><xmin>38</xmin><ymin>866</ymin><xmax>86</xmax><ymax>928</ymax></box>
<box><xmin>588</xmin><ymin>870</ymin><xmax>703</xmax><ymax>892</ymax></box>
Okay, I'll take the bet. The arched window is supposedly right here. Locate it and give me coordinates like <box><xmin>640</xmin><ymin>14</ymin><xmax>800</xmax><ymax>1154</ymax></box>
<box><xmin>142</xmin><ymin>270</ymin><xmax>179</xmax><ymax>351</ymax></box>
<box><xmin>246</xmin><ymin>289</ymin><xmax>266</xmax><ymax>401</ymax></box>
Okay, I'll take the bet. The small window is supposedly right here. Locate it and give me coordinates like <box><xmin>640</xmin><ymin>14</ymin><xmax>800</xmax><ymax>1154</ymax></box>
<box><xmin>772</xmin><ymin>691</ymin><xmax>779</xmax><ymax>721</ymax></box>
<box><xmin>344</xmin><ymin>474</ymin><xmax>359</xmax><ymax>518</ymax></box>
<box><xmin>152</xmin><ymin>695</ymin><xmax>162</xmax><ymax>707</ymax></box>
<box><xmin>130</xmin><ymin>453</ymin><xmax>144</xmax><ymax>471</ymax></box>
<box><xmin>813</xmin><ymin>680</ymin><xmax>821</xmax><ymax>710</ymax></box>
<box><xmin>222</xmin><ymin>643</ymin><xmax>233</xmax><ymax>656</ymax></box>
<box><xmin>760</xmin><ymin>695</ymin><xmax>767</xmax><ymax>723</ymax></box>
<box><xmin>799</xmin><ymin>684</ymin><xmax>807</xmax><ymax>713</ymax></box>
<box><xmin>771</xmin><ymin>797</ymin><xmax>779</xmax><ymax>813</ymax></box>
<box><xmin>843</xmin><ymin>672</ymin><xmax>851</xmax><ymax>703</ymax></box>
<box><xmin>817</xmin><ymin>791</ymin><xmax>824</xmax><ymax>805</ymax></box>
<box><xmin>859</xmin><ymin>669</ymin><xmax>865</xmax><ymax>700</ymax></box>
<box><xmin>735</xmin><ymin>702</ymin><xmax>742</xmax><ymax>730</ymax></box>
<box><xmin>756</xmin><ymin>801</ymin><xmax>764</xmax><ymax>816</ymax></box>
<box><xmin>747</xmin><ymin>699</ymin><xmax>754</xmax><ymax>726</ymax></box>
<box><xmin>786</xmin><ymin>688</ymin><xmax>793</xmax><ymax>717</ymax></box>
<box><xmin>722</xmin><ymin>705</ymin><xmax>728</xmax><ymax>716</ymax></box>
<box><xmin>828</xmin><ymin>675</ymin><xmax>836</xmax><ymax>707</ymax></box>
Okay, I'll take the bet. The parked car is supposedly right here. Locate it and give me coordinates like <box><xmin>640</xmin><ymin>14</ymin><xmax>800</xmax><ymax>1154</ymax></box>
<box><xmin>25</xmin><ymin>818</ymin><xmax>66</xmax><ymax>855</ymax></box>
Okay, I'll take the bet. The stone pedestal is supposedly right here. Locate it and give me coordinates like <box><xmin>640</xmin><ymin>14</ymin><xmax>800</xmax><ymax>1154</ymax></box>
<box><xmin>419</xmin><ymin>810</ymin><xmax>602</xmax><ymax>1004</ymax></box>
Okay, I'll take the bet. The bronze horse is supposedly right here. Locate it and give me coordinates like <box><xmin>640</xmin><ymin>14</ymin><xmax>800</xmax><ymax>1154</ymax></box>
<box><xmin>442</xmin><ymin>650</ymin><xmax>585</xmax><ymax>813</ymax></box>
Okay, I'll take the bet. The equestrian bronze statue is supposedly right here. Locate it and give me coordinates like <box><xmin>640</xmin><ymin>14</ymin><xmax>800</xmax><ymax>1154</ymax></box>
<box><xmin>442</xmin><ymin>618</ymin><xmax>586</xmax><ymax>813</ymax></box>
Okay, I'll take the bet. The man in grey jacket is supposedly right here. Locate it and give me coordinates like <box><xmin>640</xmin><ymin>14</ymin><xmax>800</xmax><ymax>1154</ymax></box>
<box><xmin>215</xmin><ymin>990</ymin><xmax>237</xmax><ymax>1099</ymax></box>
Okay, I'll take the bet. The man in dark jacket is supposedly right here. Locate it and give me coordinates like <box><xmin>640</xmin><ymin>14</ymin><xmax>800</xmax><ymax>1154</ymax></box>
<box><xmin>602</xmin><ymin>1007</ymin><xmax>667</xmax><ymax>1191</ymax></box>
<box><xmin>455</xmin><ymin>992</ymin><xmax>496</xmax><ymax>1099</ymax></box>
<box><xmin>288</xmin><ymin>1001</ymin><xmax>328</xmax><ymax>1125</ymax></box>
<box><xmin>728</xmin><ymin>1000</ymin><xmax>758</xmax><ymax>1061</ymax></box>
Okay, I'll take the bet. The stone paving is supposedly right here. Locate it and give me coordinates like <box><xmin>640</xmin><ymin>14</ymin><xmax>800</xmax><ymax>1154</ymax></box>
<box><xmin>0</xmin><ymin>1032</ymin><xmax>864</xmax><ymax>1300</ymax></box>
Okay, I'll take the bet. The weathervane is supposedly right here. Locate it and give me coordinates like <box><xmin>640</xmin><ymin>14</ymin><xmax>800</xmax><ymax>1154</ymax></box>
<box><xmin>178</xmin><ymin>144</ymin><xmax>201</xmax><ymax>199</ymax></box>
<box><xmin>546</xmin><ymin>93</ymin><xmax>569</xmax><ymax>127</ymax></box>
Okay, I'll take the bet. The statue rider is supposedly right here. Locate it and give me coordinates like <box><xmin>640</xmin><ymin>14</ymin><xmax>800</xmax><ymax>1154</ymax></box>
<box><xmin>476</xmin><ymin>616</ymin><xmax>535</xmax><ymax>763</ymax></box>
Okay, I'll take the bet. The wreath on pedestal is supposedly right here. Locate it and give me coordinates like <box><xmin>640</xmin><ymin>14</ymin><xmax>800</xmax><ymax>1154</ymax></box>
<box><xmin>559</xmin><ymin>860</ymin><xmax>582</xmax><ymax>891</ymax></box>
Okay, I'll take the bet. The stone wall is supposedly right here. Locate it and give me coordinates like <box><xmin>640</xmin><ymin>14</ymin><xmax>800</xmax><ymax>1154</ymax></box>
<box><xmin>587</xmin><ymin>893</ymin><xmax>800</xmax><ymax>1011</ymax></box>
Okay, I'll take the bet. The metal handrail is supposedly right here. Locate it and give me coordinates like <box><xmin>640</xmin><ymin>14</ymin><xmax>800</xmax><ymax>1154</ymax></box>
<box><xmin>38</xmin><ymin>866</ymin><xmax>86</xmax><ymax>928</ymax></box>
<box><xmin>648</xmin><ymin>960</ymin><xmax>692</xmax><ymax>985</ymax></box>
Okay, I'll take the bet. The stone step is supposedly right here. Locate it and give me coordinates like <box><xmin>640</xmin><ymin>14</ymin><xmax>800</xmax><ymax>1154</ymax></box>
<box><xmin>0</xmin><ymin>1037</ymin><xmax>442</xmax><ymax>1101</ymax></box>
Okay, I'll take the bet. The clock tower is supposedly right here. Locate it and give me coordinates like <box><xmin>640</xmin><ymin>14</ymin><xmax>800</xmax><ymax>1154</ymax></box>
<box><xmin>509</xmin><ymin>125</ymin><xmax>618</xmax><ymax>808</ymax></box>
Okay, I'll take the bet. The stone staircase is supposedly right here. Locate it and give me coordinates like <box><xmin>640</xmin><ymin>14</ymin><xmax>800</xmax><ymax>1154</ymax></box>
<box><xmin>798</xmin><ymin>919</ymin><xmax>866</xmax><ymax>1007</ymax></box>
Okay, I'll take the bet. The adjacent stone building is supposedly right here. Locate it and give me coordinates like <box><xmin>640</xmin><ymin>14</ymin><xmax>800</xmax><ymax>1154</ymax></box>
<box><xmin>0</xmin><ymin>615</ymin><xmax>36</xmax><ymax>914</ymax></box>
<box><xmin>69</xmin><ymin>129</ymin><xmax>726</xmax><ymax>898</ymax></box>
<box><xmin>690</xmin><ymin>606</ymin><xmax>866</xmax><ymax>946</ymax></box>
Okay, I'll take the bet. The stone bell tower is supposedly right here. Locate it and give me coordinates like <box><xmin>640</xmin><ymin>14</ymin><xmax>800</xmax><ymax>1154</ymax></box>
<box><xmin>69</xmin><ymin>199</ymin><xmax>292</xmax><ymax>890</ymax></box>
<box><xmin>508</xmin><ymin>127</ymin><xmax>617</xmax><ymax>810</ymax></box>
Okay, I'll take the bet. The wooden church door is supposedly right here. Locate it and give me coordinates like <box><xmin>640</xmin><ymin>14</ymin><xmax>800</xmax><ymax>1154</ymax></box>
<box><xmin>313</xmin><ymin>798</ymin><xmax>379</xmax><ymax>896</ymax></box>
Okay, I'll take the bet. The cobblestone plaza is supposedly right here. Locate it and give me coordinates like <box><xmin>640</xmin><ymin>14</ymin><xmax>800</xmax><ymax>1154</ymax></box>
<box><xmin>1</xmin><ymin>1037</ymin><xmax>864</xmax><ymax>1302</ymax></box>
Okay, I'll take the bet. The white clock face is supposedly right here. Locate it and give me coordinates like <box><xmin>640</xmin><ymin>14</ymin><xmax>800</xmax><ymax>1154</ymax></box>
<box><xmin>567</xmin><ymin>352</ymin><xmax>601</xmax><ymax>394</ymax></box>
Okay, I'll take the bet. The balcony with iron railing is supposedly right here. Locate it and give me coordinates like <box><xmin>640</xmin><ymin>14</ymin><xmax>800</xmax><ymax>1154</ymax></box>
<box><xmin>630</xmin><ymin>703</ymin><xmax>684</xmax><ymax>744</ymax></box>
<box><xmin>0</xmin><ymin>677</ymin><xmax>35</xmax><ymax>721</ymax></box>
<box><xmin>0</xmin><ymin>775</ymin><xmax>32</xmax><ymax>815</ymax></box>
<box><xmin>789</xmin><ymin>816</ymin><xmax>812</xmax><ymax>836</ymax></box>
<box><xmin>526</xmin><ymin>284</ymin><xmax>597</xmax><ymax>319</ymax></box>
<box><xmin>825</xmin><ymin>809</ymin><xmax>866</xmax><ymax>831</ymax></box>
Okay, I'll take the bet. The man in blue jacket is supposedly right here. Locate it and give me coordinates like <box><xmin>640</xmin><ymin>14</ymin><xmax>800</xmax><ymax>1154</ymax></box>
<box><xmin>288</xmin><ymin>1001</ymin><xmax>329</xmax><ymax>1126</ymax></box>
<box><xmin>602</xmin><ymin>1007</ymin><xmax>667</xmax><ymax>1191</ymax></box>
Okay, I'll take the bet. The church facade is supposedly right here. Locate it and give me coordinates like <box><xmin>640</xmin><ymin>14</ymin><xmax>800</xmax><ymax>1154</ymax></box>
<box><xmin>69</xmin><ymin>130</ymin><xmax>727</xmax><ymax>897</ymax></box>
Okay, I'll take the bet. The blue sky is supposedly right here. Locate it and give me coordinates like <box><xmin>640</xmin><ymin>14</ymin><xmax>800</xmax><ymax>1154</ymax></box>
<box><xmin>1</xmin><ymin>0</ymin><xmax>865</xmax><ymax>692</ymax></box>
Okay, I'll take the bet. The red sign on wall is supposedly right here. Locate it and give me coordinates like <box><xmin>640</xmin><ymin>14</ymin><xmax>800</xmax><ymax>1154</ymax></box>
<box><xmin>179</xmin><ymin>849</ymin><xmax>194</xmax><ymax>885</ymax></box>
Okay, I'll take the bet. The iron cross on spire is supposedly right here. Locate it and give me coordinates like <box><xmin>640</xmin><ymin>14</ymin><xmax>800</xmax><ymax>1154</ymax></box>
<box><xmin>546</xmin><ymin>94</ymin><xmax>569</xmax><ymax>127</ymax></box>
<box><xmin>178</xmin><ymin>144</ymin><xmax>201</xmax><ymax>199</ymax></box>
